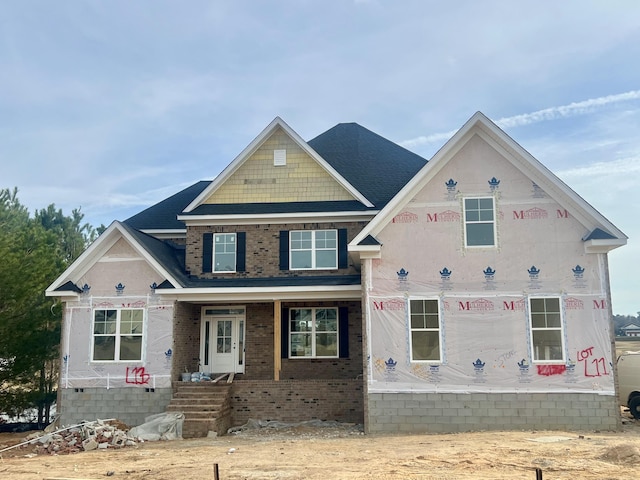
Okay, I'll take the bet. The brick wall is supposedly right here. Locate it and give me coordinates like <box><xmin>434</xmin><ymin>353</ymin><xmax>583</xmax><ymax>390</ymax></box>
<box><xmin>230</xmin><ymin>379</ymin><xmax>363</xmax><ymax>426</ymax></box>
<box><xmin>366</xmin><ymin>392</ymin><xmax>621</xmax><ymax>433</ymax></box>
<box><xmin>280</xmin><ymin>300</ymin><xmax>363</xmax><ymax>380</ymax></box>
<box><xmin>58</xmin><ymin>387</ymin><xmax>172</xmax><ymax>428</ymax></box>
<box><xmin>185</xmin><ymin>221</ymin><xmax>367</xmax><ymax>278</ymax></box>
<box><xmin>171</xmin><ymin>300</ymin><xmax>362</xmax><ymax>382</ymax></box>
<box><xmin>172</xmin><ymin>302</ymin><xmax>201</xmax><ymax>380</ymax></box>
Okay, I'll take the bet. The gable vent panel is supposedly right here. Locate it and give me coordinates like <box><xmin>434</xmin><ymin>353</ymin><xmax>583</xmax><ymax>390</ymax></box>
<box><xmin>274</xmin><ymin>149</ymin><xmax>287</xmax><ymax>166</ymax></box>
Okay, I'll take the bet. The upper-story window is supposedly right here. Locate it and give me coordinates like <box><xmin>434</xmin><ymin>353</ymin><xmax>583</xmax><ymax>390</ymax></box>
<box><xmin>529</xmin><ymin>297</ymin><xmax>565</xmax><ymax>363</ymax></box>
<box><xmin>290</xmin><ymin>230</ymin><xmax>338</xmax><ymax>270</ymax></box>
<box><xmin>463</xmin><ymin>197</ymin><xmax>496</xmax><ymax>247</ymax></box>
<box><xmin>202</xmin><ymin>232</ymin><xmax>246</xmax><ymax>274</ymax></box>
<box><xmin>92</xmin><ymin>308</ymin><xmax>144</xmax><ymax>362</ymax></box>
<box><xmin>214</xmin><ymin>233</ymin><xmax>236</xmax><ymax>272</ymax></box>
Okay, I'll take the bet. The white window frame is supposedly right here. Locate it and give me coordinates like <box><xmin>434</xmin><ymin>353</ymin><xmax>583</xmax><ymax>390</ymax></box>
<box><xmin>408</xmin><ymin>298</ymin><xmax>442</xmax><ymax>363</ymax></box>
<box><xmin>528</xmin><ymin>296</ymin><xmax>566</xmax><ymax>364</ymax></box>
<box><xmin>289</xmin><ymin>307</ymin><xmax>339</xmax><ymax>358</ymax></box>
<box><xmin>213</xmin><ymin>233</ymin><xmax>236</xmax><ymax>273</ymax></box>
<box><xmin>289</xmin><ymin>229</ymin><xmax>338</xmax><ymax>270</ymax></box>
<box><xmin>463</xmin><ymin>196</ymin><xmax>497</xmax><ymax>248</ymax></box>
<box><xmin>91</xmin><ymin>308</ymin><xmax>145</xmax><ymax>362</ymax></box>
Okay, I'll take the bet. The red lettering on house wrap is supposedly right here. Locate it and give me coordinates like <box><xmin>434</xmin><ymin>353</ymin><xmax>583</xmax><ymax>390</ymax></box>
<box><xmin>126</xmin><ymin>367</ymin><xmax>150</xmax><ymax>385</ymax></box>
<box><xmin>392</xmin><ymin>212</ymin><xmax>418</xmax><ymax>223</ymax></box>
<box><xmin>459</xmin><ymin>299</ymin><xmax>494</xmax><ymax>312</ymax></box>
<box><xmin>564</xmin><ymin>297</ymin><xmax>584</xmax><ymax>310</ymax></box>
<box><xmin>593</xmin><ymin>299</ymin><xmax>606</xmax><ymax>310</ymax></box>
<box><xmin>503</xmin><ymin>299</ymin><xmax>525</xmax><ymax>311</ymax></box>
<box><xmin>536</xmin><ymin>365</ymin><xmax>566</xmax><ymax>376</ymax></box>
<box><xmin>427</xmin><ymin>210</ymin><xmax>460</xmax><ymax>222</ymax></box>
<box><xmin>512</xmin><ymin>208</ymin><xmax>548</xmax><ymax>220</ymax></box>
<box><xmin>577</xmin><ymin>346</ymin><xmax>608</xmax><ymax>377</ymax></box>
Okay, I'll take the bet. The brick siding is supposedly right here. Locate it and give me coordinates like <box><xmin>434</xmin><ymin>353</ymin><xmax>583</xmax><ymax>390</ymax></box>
<box><xmin>230</xmin><ymin>379</ymin><xmax>363</xmax><ymax>426</ymax></box>
<box><xmin>185</xmin><ymin>221</ymin><xmax>368</xmax><ymax>278</ymax></box>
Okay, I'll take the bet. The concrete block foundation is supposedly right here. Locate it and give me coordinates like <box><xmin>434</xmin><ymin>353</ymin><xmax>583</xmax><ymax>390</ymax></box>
<box><xmin>58</xmin><ymin>387</ymin><xmax>173</xmax><ymax>428</ymax></box>
<box><xmin>366</xmin><ymin>392</ymin><xmax>620</xmax><ymax>433</ymax></box>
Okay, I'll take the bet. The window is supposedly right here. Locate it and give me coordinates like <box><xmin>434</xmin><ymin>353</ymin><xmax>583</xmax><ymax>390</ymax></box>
<box><xmin>529</xmin><ymin>297</ymin><xmax>565</xmax><ymax>362</ymax></box>
<box><xmin>214</xmin><ymin>233</ymin><xmax>236</xmax><ymax>272</ymax></box>
<box><xmin>464</xmin><ymin>197</ymin><xmax>496</xmax><ymax>247</ymax></box>
<box><xmin>290</xmin><ymin>230</ymin><xmax>337</xmax><ymax>270</ymax></box>
<box><xmin>92</xmin><ymin>309</ymin><xmax>144</xmax><ymax>361</ymax></box>
<box><xmin>289</xmin><ymin>308</ymin><xmax>338</xmax><ymax>358</ymax></box>
<box><xmin>409</xmin><ymin>299</ymin><xmax>441</xmax><ymax>362</ymax></box>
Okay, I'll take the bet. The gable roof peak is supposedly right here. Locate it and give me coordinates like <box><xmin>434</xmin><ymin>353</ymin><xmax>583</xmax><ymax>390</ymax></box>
<box><xmin>349</xmin><ymin>110</ymin><xmax>626</xmax><ymax>251</ymax></box>
<box><xmin>184</xmin><ymin>117</ymin><xmax>374</xmax><ymax>212</ymax></box>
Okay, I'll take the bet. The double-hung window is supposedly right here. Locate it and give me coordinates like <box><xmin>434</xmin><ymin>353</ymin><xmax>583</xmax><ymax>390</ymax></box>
<box><xmin>409</xmin><ymin>299</ymin><xmax>441</xmax><ymax>362</ymax></box>
<box><xmin>529</xmin><ymin>297</ymin><xmax>565</xmax><ymax>362</ymax></box>
<box><xmin>289</xmin><ymin>307</ymin><xmax>338</xmax><ymax>358</ymax></box>
<box><xmin>92</xmin><ymin>308</ymin><xmax>144</xmax><ymax>361</ymax></box>
<box><xmin>214</xmin><ymin>233</ymin><xmax>236</xmax><ymax>272</ymax></box>
<box><xmin>290</xmin><ymin>230</ymin><xmax>337</xmax><ymax>270</ymax></box>
<box><xmin>463</xmin><ymin>197</ymin><xmax>496</xmax><ymax>247</ymax></box>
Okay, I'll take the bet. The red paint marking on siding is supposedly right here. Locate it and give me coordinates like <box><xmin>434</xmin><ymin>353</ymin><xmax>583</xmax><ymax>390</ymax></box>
<box><xmin>536</xmin><ymin>365</ymin><xmax>566</xmax><ymax>376</ymax></box>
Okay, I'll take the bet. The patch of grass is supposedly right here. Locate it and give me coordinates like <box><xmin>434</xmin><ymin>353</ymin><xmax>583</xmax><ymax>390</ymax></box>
<box><xmin>615</xmin><ymin>337</ymin><xmax>640</xmax><ymax>357</ymax></box>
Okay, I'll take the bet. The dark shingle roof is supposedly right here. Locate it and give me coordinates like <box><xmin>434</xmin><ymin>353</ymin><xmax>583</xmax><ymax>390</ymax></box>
<box><xmin>308</xmin><ymin>123</ymin><xmax>427</xmax><ymax>208</ymax></box>
<box><xmin>358</xmin><ymin>235</ymin><xmax>381</xmax><ymax>246</ymax></box>
<box><xmin>124</xmin><ymin>181</ymin><xmax>210</xmax><ymax>230</ymax></box>
<box><xmin>182</xmin><ymin>200</ymin><xmax>374</xmax><ymax>217</ymax></box>
<box><xmin>53</xmin><ymin>280</ymin><xmax>83</xmax><ymax>293</ymax></box>
<box><xmin>124</xmin><ymin>123</ymin><xmax>426</xmax><ymax>227</ymax></box>
<box><xmin>155</xmin><ymin>274</ymin><xmax>361</xmax><ymax>289</ymax></box>
<box><xmin>119</xmin><ymin>222</ymin><xmax>186</xmax><ymax>285</ymax></box>
<box><xmin>583</xmin><ymin>228</ymin><xmax>617</xmax><ymax>241</ymax></box>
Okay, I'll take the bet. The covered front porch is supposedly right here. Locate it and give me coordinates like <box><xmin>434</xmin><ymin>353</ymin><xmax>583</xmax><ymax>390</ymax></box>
<box><xmin>166</xmin><ymin>293</ymin><xmax>365</xmax><ymax>433</ymax></box>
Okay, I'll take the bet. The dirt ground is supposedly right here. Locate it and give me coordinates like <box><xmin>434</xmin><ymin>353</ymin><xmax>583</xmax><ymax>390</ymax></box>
<box><xmin>2</xmin><ymin>339</ymin><xmax>639</xmax><ymax>479</ymax></box>
<box><xmin>1</xmin><ymin>414</ymin><xmax>640</xmax><ymax>480</ymax></box>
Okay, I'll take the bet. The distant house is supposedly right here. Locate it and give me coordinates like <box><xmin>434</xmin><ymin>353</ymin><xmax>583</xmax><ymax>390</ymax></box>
<box><xmin>47</xmin><ymin>113</ymin><xmax>626</xmax><ymax>435</ymax></box>
<box><xmin>622</xmin><ymin>324</ymin><xmax>640</xmax><ymax>337</ymax></box>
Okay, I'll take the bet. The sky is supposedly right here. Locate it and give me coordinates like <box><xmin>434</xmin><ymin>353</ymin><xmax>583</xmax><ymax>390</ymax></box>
<box><xmin>1</xmin><ymin>1</ymin><xmax>639</xmax><ymax>315</ymax></box>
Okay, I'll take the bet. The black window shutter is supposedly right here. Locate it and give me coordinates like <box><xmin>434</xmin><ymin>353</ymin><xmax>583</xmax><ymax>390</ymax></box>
<box><xmin>339</xmin><ymin>306</ymin><xmax>349</xmax><ymax>358</ymax></box>
<box><xmin>202</xmin><ymin>233</ymin><xmax>213</xmax><ymax>273</ymax></box>
<box><xmin>281</xmin><ymin>307</ymin><xmax>289</xmax><ymax>359</ymax></box>
<box><xmin>236</xmin><ymin>232</ymin><xmax>246</xmax><ymax>272</ymax></box>
<box><xmin>279</xmin><ymin>230</ymin><xmax>289</xmax><ymax>270</ymax></box>
<box><xmin>338</xmin><ymin>228</ymin><xmax>348</xmax><ymax>269</ymax></box>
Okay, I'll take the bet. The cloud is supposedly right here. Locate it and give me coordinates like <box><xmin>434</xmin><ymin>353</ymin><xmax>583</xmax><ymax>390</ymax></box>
<box><xmin>495</xmin><ymin>90</ymin><xmax>640</xmax><ymax>129</ymax></box>
<box><xmin>401</xmin><ymin>90</ymin><xmax>640</xmax><ymax>148</ymax></box>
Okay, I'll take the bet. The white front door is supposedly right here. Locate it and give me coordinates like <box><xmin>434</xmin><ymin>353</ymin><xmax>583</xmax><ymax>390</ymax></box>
<box><xmin>200</xmin><ymin>308</ymin><xmax>245</xmax><ymax>374</ymax></box>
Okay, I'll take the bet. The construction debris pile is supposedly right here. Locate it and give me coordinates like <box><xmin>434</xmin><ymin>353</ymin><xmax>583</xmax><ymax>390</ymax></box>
<box><xmin>25</xmin><ymin>419</ymin><xmax>137</xmax><ymax>455</ymax></box>
<box><xmin>1</xmin><ymin>413</ymin><xmax>184</xmax><ymax>457</ymax></box>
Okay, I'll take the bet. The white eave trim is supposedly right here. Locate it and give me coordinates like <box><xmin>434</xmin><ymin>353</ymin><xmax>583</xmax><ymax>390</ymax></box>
<box><xmin>138</xmin><ymin>229</ymin><xmax>186</xmax><ymax>237</ymax></box>
<box><xmin>584</xmin><ymin>238</ymin><xmax>627</xmax><ymax>254</ymax></box>
<box><xmin>154</xmin><ymin>284</ymin><xmax>362</xmax><ymax>302</ymax></box>
<box><xmin>348</xmin><ymin>244</ymin><xmax>382</xmax><ymax>258</ymax></box>
<box><xmin>45</xmin><ymin>291</ymin><xmax>80</xmax><ymax>299</ymax></box>
<box><xmin>177</xmin><ymin>210</ymin><xmax>378</xmax><ymax>226</ymax></box>
<box><xmin>184</xmin><ymin>117</ymin><xmax>374</xmax><ymax>212</ymax></box>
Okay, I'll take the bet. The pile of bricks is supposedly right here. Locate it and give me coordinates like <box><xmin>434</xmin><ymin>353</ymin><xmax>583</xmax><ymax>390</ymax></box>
<box><xmin>25</xmin><ymin>419</ymin><xmax>138</xmax><ymax>455</ymax></box>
